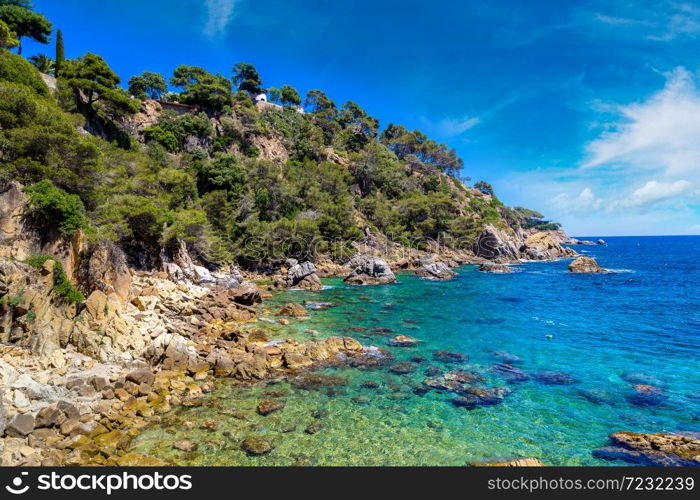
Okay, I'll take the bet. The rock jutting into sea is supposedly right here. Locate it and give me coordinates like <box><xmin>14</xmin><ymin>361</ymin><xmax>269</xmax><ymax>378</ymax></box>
<box><xmin>414</xmin><ymin>255</ymin><xmax>457</xmax><ymax>281</ymax></box>
<box><xmin>343</xmin><ymin>254</ymin><xmax>397</xmax><ymax>285</ymax></box>
<box><xmin>593</xmin><ymin>432</ymin><xmax>700</xmax><ymax>466</ymax></box>
<box><xmin>568</xmin><ymin>256</ymin><xmax>606</xmax><ymax>274</ymax></box>
<box><xmin>478</xmin><ymin>262</ymin><xmax>513</xmax><ymax>273</ymax></box>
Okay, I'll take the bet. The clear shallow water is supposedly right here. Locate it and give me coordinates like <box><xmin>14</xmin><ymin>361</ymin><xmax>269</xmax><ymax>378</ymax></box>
<box><xmin>131</xmin><ymin>236</ymin><xmax>700</xmax><ymax>465</ymax></box>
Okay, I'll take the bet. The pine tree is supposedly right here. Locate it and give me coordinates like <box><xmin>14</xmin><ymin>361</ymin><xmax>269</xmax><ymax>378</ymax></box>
<box><xmin>55</xmin><ymin>29</ymin><xmax>64</xmax><ymax>77</ymax></box>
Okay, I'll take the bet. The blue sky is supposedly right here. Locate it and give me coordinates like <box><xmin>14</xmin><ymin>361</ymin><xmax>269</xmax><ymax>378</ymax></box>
<box><xmin>23</xmin><ymin>0</ymin><xmax>700</xmax><ymax>236</ymax></box>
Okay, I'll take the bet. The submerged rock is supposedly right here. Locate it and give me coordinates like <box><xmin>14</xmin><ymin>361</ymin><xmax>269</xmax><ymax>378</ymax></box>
<box><xmin>578</xmin><ymin>388</ymin><xmax>617</xmax><ymax>406</ymax></box>
<box><xmin>277</xmin><ymin>303</ymin><xmax>308</xmax><ymax>317</ymax></box>
<box><xmin>305</xmin><ymin>421</ymin><xmax>324</xmax><ymax>435</ymax></box>
<box><xmin>452</xmin><ymin>386</ymin><xmax>511</xmax><ymax>409</ymax></box>
<box><xmin>627</xmin><ymin>384</ymin><xmax>668</xmax><ymax>407</ymax></box>
<box><xmin>620</xmin><ymin>372</ymin><xmax>662</xmax><ymax>387</ymax></box>
<box><xmin>491</xmin><ymin>363</ymin><xmax>530</xmax><ymax>383</ymax></box>
<box><xmin>389</xmin><ymin>362</ymin><xmax>416</xmax><ymax>375</ymax></box>
<box><xmin>388</xmin><ymin>335</ymin><xmax>420</xmax><ymax>347</ymax></box>
<box><xmin>433</xmin><ymin>350</ymin><xmax>468</xmax><ymax>363</ymax></box>
<box><xmin>256</xmin><ymin>400</ymin><xmax>285</xmax><ymax>416</ymax></box>
<box><xmin>593</xmin><ymin>431</ymin><xmax>700</xmax><ymax>466</ymax></box>
<box><xmin>303</xmin><ymin>301</ymin><xmax>336</xmax><ymax>310</ymax></box>
<box><xmin>491</xmin><ymin>350</ymin><xmax>522</xmax><ymax>364</ymax></box>
<box><xmin>533</xmin><ymin>371</ymin><xmax>578</xmax><ymax>385</ymax></box>
<box><xmin>241</xmin><ymin>435</ymin><xmax>275</xmax><ymax>456</ymax></box>
<box><xmin>173</xmin><ymin>439</ymin><xmax>198</xmax><ymax>452</ymax></box>
<box><xmin>568</xmin><ymin>256</ymin><xmax>606</xmax><ymax>273</ymax></box>
<box><xmin>291</xmin><ymin>374</ymin><xmax>348</xmax><ymax>390</ymax></box>
<box><xmin>361</xmin><ymin>380</ymin><xmax>380</xmax><ymax>389</ymax></box>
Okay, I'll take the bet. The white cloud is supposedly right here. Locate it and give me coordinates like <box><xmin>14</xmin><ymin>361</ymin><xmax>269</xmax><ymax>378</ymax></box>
<box><xmin>592</xmin><ymin>2</ymin><xmax>700</xmax><ymax>41</ymax></box>
<box><xmin>203</xmin><ymin>0</ymin><xmax>238</xmax><ymax>39</ymax></box>
<box><xmin>620</xmin><ymin>180</ymin><xmax>691</xmax><ymax>207</ymax></box>
<box><xmin>583</xmin><ymin>67</ymin><xmax>700</xmax><ymax>175</ymax></box>
<box><xmin>420</xmin><ymin>115</ymin><xmax>480</xmax><ymax>139</ymax></box>
<box><xmin>552</xmin><ymin>187</ymin><xmax>604</xmax><ymax>214</ymax></box>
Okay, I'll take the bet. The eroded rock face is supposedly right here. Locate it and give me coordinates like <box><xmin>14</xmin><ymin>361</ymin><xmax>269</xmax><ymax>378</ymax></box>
<box><xmin>593</xmin><ymin>432</ymin><xmax>700</xmax><ymax>466</ymax></box>
<box><xmin>522</xmin><ymin>232</ymin><xmax>577</xmax><ymax>260</ymax></box>
<box><xmin>475</xmin><ymin>225</ymin><xmax>521</xmax><ymax>261</ymax></box>
<box><xmin>0</xmin><ymin>260</ymin><xmax>75</xmax><ymax>357</ymax></box>
<box><xmin>78</xmin><ymin>241</ymin><xmax>132</xmax><ymax>306</ymax></box>
<box><xmin>344</xmin><ymin>254</ymin><xmax>396</xmax><ymax>285</ymax></box>
<box><xmin>568</xmin><ymin>256</ymin><xmax>606</xmax><ymax>274</ymax></box>
<box><xmin>285</xmin><ymin>261</ymin><xmax>322</xmax><ymax>291</ymax></box>
<box><xmin>475</xmin><ymin>225</ymin><xmax>578</xmax><ymax>263</ymax></box>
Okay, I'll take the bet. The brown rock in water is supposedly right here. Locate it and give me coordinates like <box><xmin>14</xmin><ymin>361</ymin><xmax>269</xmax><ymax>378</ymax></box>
<box><xmin>229</xmin><ymin>283</ymin><xmax>262</xmax><ymax>306</ymax></box>
<box><xmin>388</xmin><ymin>335</ymin><xmax>419</xmax><ymax>347</ymax></box>
<box><xmin>389</xmin><ymin>362</ymin><xmax>416</xmax><ymax>375</ymax></box>
<box><xmin>241</xmin><ymin>435</ymin><xmax>275</xmax><ymax>456</ymax></box>
<box><xmin>284</xmin><ymin>352</ymin><xmax>314</xmax><ymax>369</ymax></box>
<box><xmin>256</xmin><ymin>400</ymin><xmax>285</xmax><ymax>416</ymax></box>
<box><xmin>593</xmin><ymin>431</ymin><xmax>700</xmax><ymax>466</ymax></box>
<box><xmin>173</xmin><ymin>439</ymin><xmax>198</xmax><ymax>452</ymax></box>
<box><xmin>277</xmin><ymin>303</ymin><xmax>308</xmax><ymax>317</ymax></box>
<box><xmin>414</xmin><ymin>258</ymin><xmax>457</xmax><ymax>281</ymax></box>
<box><xmin>568</xmin><ymin>256</ymin><xmax>606</xmax><ymax>273</ymax></box>
<box><xmin>478</xmin><ymin>262</ymin><xmax>512</xmax><ymax>273</ymax></box>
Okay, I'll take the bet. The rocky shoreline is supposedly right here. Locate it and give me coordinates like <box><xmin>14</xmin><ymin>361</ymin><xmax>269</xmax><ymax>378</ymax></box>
<box><xmin>0</xmin><ymin>230</ymin><xmax>574</xmax><ymax>466</ymax></box>
<box><xmin>1</xmin><ymin>180</ymin><xmax>684</xmax><ymax>467</ymax></box>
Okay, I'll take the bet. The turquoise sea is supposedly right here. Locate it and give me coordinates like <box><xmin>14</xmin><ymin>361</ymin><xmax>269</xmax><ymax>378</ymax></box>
<box><xmin>131</xmin><ymin>236</ymin><xmax>700</xmax><ymax>465</ymax></box>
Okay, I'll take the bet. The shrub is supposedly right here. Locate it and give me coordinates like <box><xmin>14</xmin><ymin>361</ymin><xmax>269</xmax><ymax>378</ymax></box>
<box><xmin>23</xmin><ymin>180</ymin><xmax>87</xmax><ymax>235</ymax></box>
<box><xmin>24</xmin><ymin>254</ymin><xmax>85</xmax><ymax>303</ymax></box>
<box><xmin>0</xmin><ymin>50</ymin><xmax>48</xmax><ymax>95</ymax></box>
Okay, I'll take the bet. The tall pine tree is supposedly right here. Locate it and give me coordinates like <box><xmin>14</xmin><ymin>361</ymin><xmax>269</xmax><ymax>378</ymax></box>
<box><xmin>55</xmin><ymin>29</ymin><xmax>64</xmax><ymax>77</ymax></box>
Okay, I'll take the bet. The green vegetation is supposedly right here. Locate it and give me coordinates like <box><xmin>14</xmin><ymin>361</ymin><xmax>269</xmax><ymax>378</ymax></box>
<box><xmin>23</xmin><ymin>180</ymin><xmax>87</xmax><ymax>235</ymax></box>
<box><xmin>28</xmin><ymin>52</ymin><xmax>53</xmax><ymax>73</ymax></box>
<box><xmin>512</xmin><ymin>206</ymin><xmax>562</xmax><ymax>231</ymax></box>
<box><xmin>0</xmin><ymin>19</ymin><xmax>18</xmax><ymax>49</ymax></box>
<box><xmin>54</xmin><ymin>28</ymin><xmax>63</xmax><ymax>76</ymax></box>
<box><xmin>0</xmin><ymin>49</ymin><xmax>47</xmax><ymax>93</ymax></box>
<box><xmin>128</xmin><ymin>71</ymin><xmax>167</xmax><ymax>100</ymax></box>
<box><xmin>24</xmin><ymin>254</ymin><xmax>85</xmax><ymax>303</ymax></box>
<box><xmin>0</xmin><ymin>0</ymin><xmax>52</xmax><ymax>55</ymax></box>
<box><xmin>0</xmin><ymin>2</ymin><xmax>558</xmax><ymax>273</ymax></box>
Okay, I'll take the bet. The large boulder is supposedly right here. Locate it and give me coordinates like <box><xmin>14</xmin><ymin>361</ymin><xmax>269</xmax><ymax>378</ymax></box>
<box><xmin>229</xmin><ymin>282</ymin><xmax>262</xmax><ymax>306</ymax></box>
<box><xmin>568</xmin><ymin>256</ymin><xmax>606</xmax><ymax>273</ymax></box>
<box><xmin>344</xmin><ymin>254</ymin><xmax>396</xmax><ymax>285</ymax></box>
<box><xmin>144</xmin><ymin>333</ymin><xmax>200</xmax><ymax>371</ymax></box>
<box><xmin>285</xmin><ymin>261</ymin><xmax>322</xmax><ymax>291</ymax></box>
<box><xmin>414</xmin><ymin>256</ymin><xmax>456</xmax><ymax>280</ymax></box>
